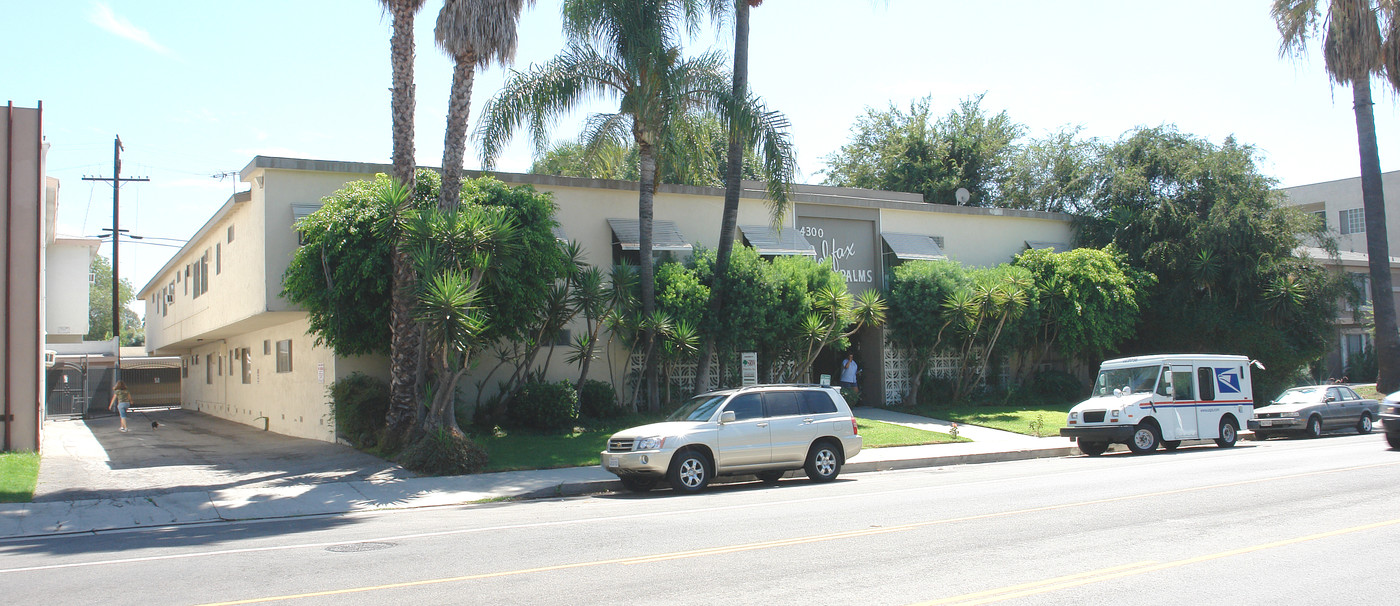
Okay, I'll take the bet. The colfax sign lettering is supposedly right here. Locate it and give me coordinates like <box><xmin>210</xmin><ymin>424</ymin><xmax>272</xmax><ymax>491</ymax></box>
<box><xmin>801</xmin><ymin>225</ymin><xmax>875</xmax><ymax>284</ymax></box>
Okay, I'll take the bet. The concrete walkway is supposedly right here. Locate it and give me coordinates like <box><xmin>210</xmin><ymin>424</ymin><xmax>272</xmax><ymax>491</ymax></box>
<box><xmin>0</xmin><ymin>407</ymin><xmax>1077</xmax><ymax>540</ymax></box>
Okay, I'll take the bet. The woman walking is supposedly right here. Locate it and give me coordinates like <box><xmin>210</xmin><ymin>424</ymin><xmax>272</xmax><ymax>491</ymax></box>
<box><xmin>108</xmin><ymin>381</ymin><xmax>133</xmax><ymax>432</ymax></box>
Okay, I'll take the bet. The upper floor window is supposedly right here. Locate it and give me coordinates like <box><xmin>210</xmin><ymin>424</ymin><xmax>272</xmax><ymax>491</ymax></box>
<box><xmin>192</xmin><ymin>250</ymin><xmax>210</xmax><ymax>298</ymax></box>
<box><xmin>227</xmin><ymin>224</ymin><xmax>235</xmax><ymax>243</ymax></box>
<box><xmin>276</xmin><ymin>339</ymin><xmax>293</xmax><ymax>373</ymax></box>
<box><xmin>1340</xmin><ymin>208</ymin><xmax>1365</xmax><ymax>235</ymax></box>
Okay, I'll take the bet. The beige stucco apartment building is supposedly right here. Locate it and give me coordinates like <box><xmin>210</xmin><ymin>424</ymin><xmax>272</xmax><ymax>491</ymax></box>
<box><xmin>1281</xmin><ymin>173</ymin><xmax>1400</xmax><ymax>378</ymax></box>
<box><xmin>140</xmin><ymin>156</ymin><xmax>1075</xmax><ymax>442</ymax></box>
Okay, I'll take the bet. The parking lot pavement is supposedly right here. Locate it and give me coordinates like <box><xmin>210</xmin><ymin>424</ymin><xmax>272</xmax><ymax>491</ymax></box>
<box><xmin>33</xmin><ymin>408</ymin><xmax>412</xmax><ymax>502</ymax></box>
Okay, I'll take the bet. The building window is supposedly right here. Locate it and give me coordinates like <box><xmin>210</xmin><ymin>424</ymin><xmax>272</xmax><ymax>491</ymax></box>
<box><xmin>241</xmin><ymin>348</ymin><xmax>252</xmax><ymax>384</ymax></box>
<box><xmin>181</xmin><ymin>357</ymin><xmax>188</xmax><ymax>379</ymax></box>
<box><xmin>216</xmin><ymin>243</ymin><xmax>222</xmax><ymax>275</ymax></box>
<box><xmin>217</xmin><ymin>354</ymin><xmax>223</xmax><ymax>377</ymax></box>
<box><xmin>184</xmin><ymin>265</ymin><xmax>190</xmax><ymax>295</ymax></box>
<box><xmin>227</xmin><ymin>224</ymin><xmax>235</xmax><ymax>243</ymax></box>
<box><xmin>264</xmin><ymin>339</ymin><xmax>272</xmax><ymax>355</ymax></box>
<box><xmin>206</xmin><ymin>354</ymin><xmax>213</xmax><ymax>384</ymax></box>
<box><xmin>276</xmin><ymin>339</ymin><xmax>293</xmax><ymax>373</ymax></box>
<box><xmin>193</xmin><ymin>251</ymin><xmax>210</xmax><ymax>298</ymax></box>
<box><xmin>1312</xmin><ymin>210</ymin><xmax>1326</xmax><ymax>229</ymax></box>
<box><xmin>1351</xmin><ymin>272</ymin><xmax>1371</xmax><ymax>309</ymax></box>
<box><xmin>1340</xmin><ymin>208</ymin><xmax>1365</xmax><ymax>235</ymax></box>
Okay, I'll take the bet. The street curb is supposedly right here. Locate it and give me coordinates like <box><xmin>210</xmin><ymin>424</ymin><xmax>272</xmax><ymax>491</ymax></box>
<box><xmin>1</xmin><ymin>446</ymin><xmax>1081</xmax><ymax>541</ymax></box>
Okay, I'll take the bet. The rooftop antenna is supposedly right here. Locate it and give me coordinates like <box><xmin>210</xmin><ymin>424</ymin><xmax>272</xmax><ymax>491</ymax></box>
<box><xmin>212</xmin><ymin>170</ymin><xmax>238</xmax><ymax>195</ymax></box>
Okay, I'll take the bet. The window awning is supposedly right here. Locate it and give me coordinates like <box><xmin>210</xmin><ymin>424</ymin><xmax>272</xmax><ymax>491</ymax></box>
<box><xmin>882</xmin><ymin>232</ymin><xmax>946</xmax><ymax>261</ymax></box>
<box><xmin>739</xmin><ymin>225</ymin><xmax>816</xmax><ymax>257</ymax></box>
<box><xmin>607</xmin><ymin>218</ymin><xmax>693</xmax><ymax>252</ymax></box>
<box><xmin>1025</xmin><ymin>240</ymin><xmax>1069</xmax><ymax>252</ymax></box>
<box><xmin>291</xmin><ymin>203</ymin><xmax>321</xmax><ymax>221</ymax></box>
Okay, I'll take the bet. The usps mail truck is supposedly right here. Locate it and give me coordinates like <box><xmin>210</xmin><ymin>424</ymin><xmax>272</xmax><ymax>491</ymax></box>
<box><xmin>1060</xmin><ymin>354</ymin><xmax>1261</xmax><ymax>456</ymax></box>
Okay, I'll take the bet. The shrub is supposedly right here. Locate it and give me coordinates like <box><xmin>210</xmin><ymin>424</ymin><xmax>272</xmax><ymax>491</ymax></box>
<box><xmin>579</xmin><ymin>380</ymin><xmax>623</xmax><ymax>419</ymax></box>
<box><xmin>1345</xmin><ymin>345</ymin><xmax>1377</xmax><ymax>383</ymax></box>
<box><xmin>1029</xmin><ymin>370</ymin><xmax>1085</xmax><ymax>405</ymax></box>
<box><xmin>397</xmin><ymin>429</ymin><xmax>489</xmax><ymax>476</ymax></box>
<box><xmin>506</xmin><ymin>380</ymin><xmax>579</xmax><ymax>432</ymax></box>
<box><xmin>329</xmin><ymin>373</ymin><xmax>390</xmax><ymax>448</ymax></box>
<box><xmin>840</xmin><ymin>386</ymin><xmax>862</xmax><ymax>407</ymax></box>
<box><xmin>917</xmin><ymin>376</ymin><xmax>957</xmax><ymax>406</ymax></box>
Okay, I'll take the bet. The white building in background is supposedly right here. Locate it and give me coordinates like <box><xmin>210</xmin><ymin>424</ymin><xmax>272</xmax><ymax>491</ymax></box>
<box><xmin>1280</xmin><ymin>172</ymin><xmax>1400</xmax><ymax>378</ymax></box>
<box><xmin>139</xmin><ymin>156</ymin><xmax>1076</xmax><ymax>442</ymax></box>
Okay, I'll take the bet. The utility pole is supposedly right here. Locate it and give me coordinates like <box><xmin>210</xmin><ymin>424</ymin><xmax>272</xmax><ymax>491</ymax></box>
<box><xmin>82</xmin><ymin>136</ymin><xmax>148</xmax><ymax>384</ymax></box>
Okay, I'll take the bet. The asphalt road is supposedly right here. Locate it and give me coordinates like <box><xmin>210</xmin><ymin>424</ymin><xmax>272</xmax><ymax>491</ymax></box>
<box><xmin>2</xmin><ymin>433</ymin><xmax>1396</xmax><ymax>605</ymax></box>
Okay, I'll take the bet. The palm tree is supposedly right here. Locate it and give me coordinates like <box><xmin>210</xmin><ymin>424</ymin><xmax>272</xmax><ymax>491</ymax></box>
<box><xmin>379</xmin><ymin>0</ymin><xmax>427</xmax><ymax>441</ymax></box>
<box><xmin>694</xmin><ymin>0</ymin><xmax>795</xmax><ymax>394</ymax></box>
<box><xmin>1273</xmin><ymin>0</ymin><xmax>1400</xmax><ymax>392</ymax></box>
<box><xmin>435</xmin><ymin>0</ymin><xmax>536</xmax><ymax>212</ymax></box>
<box><xmin>478</xmin><ymin>0</ymin><xmax>791</xmax><ymax>409</ymax></box>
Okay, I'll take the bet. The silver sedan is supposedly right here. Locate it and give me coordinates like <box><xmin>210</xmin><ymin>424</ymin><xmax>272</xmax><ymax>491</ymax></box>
<box><xmin>1249</xmin><ymin>385</ymin><xmax>1379</xmax><ymax>439</ymax></box>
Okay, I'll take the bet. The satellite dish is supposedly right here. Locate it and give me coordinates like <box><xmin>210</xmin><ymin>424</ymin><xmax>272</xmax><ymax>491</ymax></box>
<box><xmin>955</xmin><ymin>188</ymin><xmax>970</xmax><ymax>205</ymax></box>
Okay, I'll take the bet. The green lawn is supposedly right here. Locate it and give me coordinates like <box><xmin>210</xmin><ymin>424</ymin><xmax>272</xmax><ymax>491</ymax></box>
<box><xmin>914</xmin><ymin>405</ymin><xmax>1071</xmax><ymax>438</ymax></box>
<box><xmin>472</xmin><ymin>417</ymin><xmax>957</xmax><ymax>471</ymax></box>
<box><xmin>857</xmin><ymin>418</ymin><xmax>966</xmax><ymax>447</ymax></box>
<box><xmin>0</xmin><ymin>451</ymin><xmax>39</xmax><ymax>503</ymax></box>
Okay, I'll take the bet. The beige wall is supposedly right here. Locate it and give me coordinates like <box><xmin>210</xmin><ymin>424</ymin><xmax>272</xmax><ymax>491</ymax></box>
<box><xmin>45</xmin><ymin>240</ymin><xmax>97</xmax><ymax>338</ymax></box>
<box><xmin>143</xmin><ymin>156</ymin><xmax>1078</xmax><ymax>440</ymax></box>
<box><xmin>181</xmin><ymin>316</ymin><xmax>374</xmax><ymax>441</ymax></box>
<box><xmin>1281</xmin><ymin>172</ymin><xmax>1400</xmax><ymax>256</ymax></box>
<box><xmin>1</xmin><ymin>105</ymin><xmax>44</xmax><ymax>452</ymax></box>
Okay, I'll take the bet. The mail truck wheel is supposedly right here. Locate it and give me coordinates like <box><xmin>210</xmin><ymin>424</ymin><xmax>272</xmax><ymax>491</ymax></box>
<box><xmin>1215</xmin><ymin>419</ymin><xmax>1238</xmax><ymax>448</ymax></box>
<box><xmin>1127</xmin><ymin>423</ymin><xmax>1159</xmax><ymax>454</ymax></box>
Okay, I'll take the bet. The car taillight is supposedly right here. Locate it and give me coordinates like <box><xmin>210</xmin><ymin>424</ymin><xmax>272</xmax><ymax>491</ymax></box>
<box><xmin>851</xmin><ymin>418</ymin><xmax>859</xmax><ymax>435</ymax></box>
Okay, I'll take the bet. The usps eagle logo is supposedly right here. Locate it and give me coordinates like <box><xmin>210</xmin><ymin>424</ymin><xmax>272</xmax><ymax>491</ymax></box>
<box><xmin>1216</xmin><ymin>368</ymin><xmax>1242</xmax><ymax>394</ymax></box>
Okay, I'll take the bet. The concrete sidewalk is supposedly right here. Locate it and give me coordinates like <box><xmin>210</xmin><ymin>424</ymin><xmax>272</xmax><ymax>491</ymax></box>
<box><xmin>0</xmin><ymin>407</ymin><xmax>1076</xmax><ymax>540</ymax></box>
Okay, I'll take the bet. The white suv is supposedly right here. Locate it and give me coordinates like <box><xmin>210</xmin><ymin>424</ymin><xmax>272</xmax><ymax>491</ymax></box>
<box><xmin>601</xmin><ymin>384</ymin><xmax>863</xmax><ymax>493</ymax></box>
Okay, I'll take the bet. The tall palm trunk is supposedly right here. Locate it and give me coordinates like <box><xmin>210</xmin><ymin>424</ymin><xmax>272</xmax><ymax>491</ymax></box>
<box><xmin>440</xmin><ymin>52</ymin><xmax>479</xmax><ymax>211</ymax></box>
<box><xmin>638</xmin><ymin>141</ymin><xmax>660</xmax><ymax>411</ymax></box>
<box><xmin>386</xmin><ymin>0</ymin><xmax>423</xmax><ymax>439</ymax></box>
<box><xmin>695</xmin><ymin>0</ymin><xmax>751</xmax><ymax>394</ymax></box>
<box><xmin>1351</xmin><ymin>76</ymin><xmax>1400</xmax><ymax>392</ymax></box>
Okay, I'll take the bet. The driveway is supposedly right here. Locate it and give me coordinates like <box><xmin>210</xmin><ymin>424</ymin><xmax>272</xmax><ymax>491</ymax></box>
<box><xmin>35</xmin><ymin>407</ymin><xmax>412</xmax><ymax>502</ymax></box>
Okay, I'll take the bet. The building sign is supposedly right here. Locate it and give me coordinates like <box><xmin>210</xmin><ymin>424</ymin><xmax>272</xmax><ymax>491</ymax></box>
<box><xmin>741</xmin><ymin>352</ymin><xmax>758</xmax><ymax>386</ymax></box>
<box><xmin>796</xmin><ymin>217</ymin><xmax>878</xmax><ymax>293</ymax></box>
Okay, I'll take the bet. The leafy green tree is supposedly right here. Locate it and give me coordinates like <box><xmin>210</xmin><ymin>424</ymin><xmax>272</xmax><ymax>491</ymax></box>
<box><xmin>690</xmin><ymin>245</ymin><xmax>776</xmax><ymax>385</ymax></box>
<box><xmin>404</xmin><ymin>201</ymin><xmax>519</xmax><ymax>437</ymax></box>
<box><xmin>944</xmin><ymin>265</ymin><xmax>1033</xmax><ymax>400</ymax></box>
<box><xmin>1000</xmin><ymin>126</ymin><xmax>1099</xmax><ymax>213</ymax></box>
<box><xmin>477</xmin><ymin>0</ymin><xmax>792</xmax><ymax>410</ymax></box>
<box><xmin>1010</xmin><ymin>246</ymin><xmax>1147</xmax><ymax>376</ymax></box>
<box><xmin>1076</xmin><ymin>126</ymin><xmax>1344</xmax><ymax>398</ymax></box>
<box><xmin>1273</xmin><ymin>0</ymin><xmax>1400</xmax><ymax>392</ymax></box>
<box><xmin>87</xmin><ymin>255</ymin><xmax>142</xmax><ymax>346</ymax></box>
<box><xmin>283</xmin><ymin>173</ymin><xmax>569</xmax><ymax>420</ymax></box>
<box><xmin>822</xmin><ymin>94</ymin><xmax>1023</xmax><ymax>206</ymax></box>
<box><xmin>885</xmin><ymin>260</ymin><xmax>970</xmax><ymax>405</ymax></box>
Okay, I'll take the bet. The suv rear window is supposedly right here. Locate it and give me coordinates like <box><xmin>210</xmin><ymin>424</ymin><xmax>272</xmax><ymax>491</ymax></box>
<box><xmin>763</xmin><ymin>391</ymin><xmax>802</xmax><ymax>417</ymax></box>
<box><xmin>798</xmin><ymin>390</ymin><xmax>838</xmax><ymax>414</ymax></box>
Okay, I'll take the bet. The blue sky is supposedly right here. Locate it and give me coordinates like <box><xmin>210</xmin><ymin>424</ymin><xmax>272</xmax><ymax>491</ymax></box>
<box><xmin>7</xmin><ymin>1</ymin><xmax>1400</xmax><ymax>311</ymax></box>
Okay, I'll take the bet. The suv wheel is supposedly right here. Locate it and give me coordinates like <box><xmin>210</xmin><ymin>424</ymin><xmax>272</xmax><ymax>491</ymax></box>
<box><xmin>668</xmin><ymin>450</ymin><xmax>712</xmax><ymax>493</ymax></box>
<box><xmin>804</xmin><ymin>440</ymin><xmax>843</xmax><ymax>483</ymax></box>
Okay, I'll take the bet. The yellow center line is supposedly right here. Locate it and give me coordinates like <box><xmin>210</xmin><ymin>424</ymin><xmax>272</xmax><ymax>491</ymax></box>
<box><xmin>911</xmin><ymin>517</ymin><xmax>1400</xmax><ymax>606</ymax></box>
<box><xmin>197</xmin><ymin>461</ymin><xmax>1399</xmax><ymax>605</ymax></box>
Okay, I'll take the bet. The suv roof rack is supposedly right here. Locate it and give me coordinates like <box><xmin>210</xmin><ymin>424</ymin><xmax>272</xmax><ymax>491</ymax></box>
<box><xmin>733</xmin><ymin>383</ymin><xmax>837</xmax><ymax>392</ymax></box>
